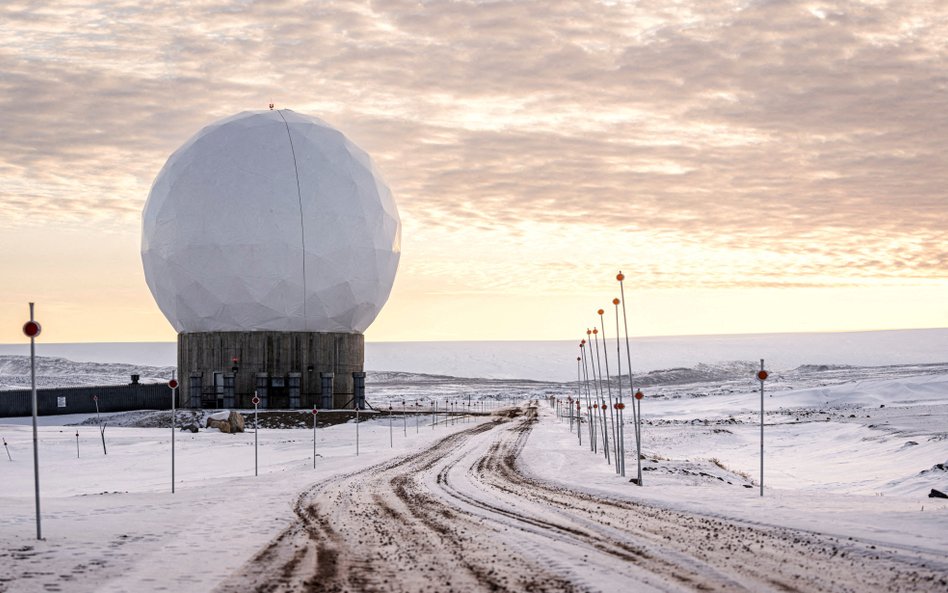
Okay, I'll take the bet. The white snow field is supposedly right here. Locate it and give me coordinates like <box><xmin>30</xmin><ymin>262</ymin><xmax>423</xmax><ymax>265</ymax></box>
<box><xmin>0</xmin><ymin>333</ymin><xmax>947</xmax><ymax>592</ymax></box>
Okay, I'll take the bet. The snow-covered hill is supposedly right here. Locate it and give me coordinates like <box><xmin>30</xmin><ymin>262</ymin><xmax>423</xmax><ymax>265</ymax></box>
<box><xmin>0</xmin><ymin>355</ymin><xmax>174</xmax><ymax>390</ymax></box>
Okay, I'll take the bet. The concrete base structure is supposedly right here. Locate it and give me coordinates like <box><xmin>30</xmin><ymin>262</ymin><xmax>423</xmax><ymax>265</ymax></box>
<box><xmin>177</xmin><ymin>331</ymin><xmax>364</xmax><ymax>410</ymax></box>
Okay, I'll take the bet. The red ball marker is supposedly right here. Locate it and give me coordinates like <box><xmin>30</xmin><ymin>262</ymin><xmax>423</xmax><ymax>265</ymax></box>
<box><xmin>22</xmin><ymin>320</ymin><xmax>41</xmax><ymax>338</ymax></box>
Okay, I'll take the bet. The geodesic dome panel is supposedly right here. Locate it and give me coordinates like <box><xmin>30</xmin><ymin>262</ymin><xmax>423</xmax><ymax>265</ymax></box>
<box><xmin>141</xmin><ymin>109</ymin><xmax>401</xmax><ymax>333</ymax></box>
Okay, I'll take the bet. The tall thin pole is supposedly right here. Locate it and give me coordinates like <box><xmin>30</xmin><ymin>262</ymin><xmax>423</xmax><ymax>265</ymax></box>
<box><xmin>313</xmin><ymin>408</ymin><xmax>317</xmax><ymax>469</ymax></box>
<box><xmin>598</xmin><ymin>310</ymin><xmax>619</xmax><ymax>473</ymax></box>
<box><xmin>617</xmin><ymin>271</ymin><xmax>642</xmax><ymax>485</ymax></box>
<box><xmin>587</xmin><ymin>336</ymin><xmax>599</xmax><ymax>453</ymax></box>
<box><xmin>94</xmin><ymin>396</ymin><xmax>106</xmax><ymax>455</ymax></box>
<box><xmin>576</xmin><ymin>357</ymin><xmax>583</xmax><ymax>446</ymax></box>
<box><xmin>171</xmin><ymin>377</ymin><xmax>176</xmax><ymax>493</ymax></box>
<box><xmin>254</xmin><ymin>396</ymin><xmax>259</xmax><ymax>477</ymax></box>
<box><xmin>613</xmin><ymin>299</ymin><xmax>625</xmax><ymax>477</ymax></box>
<box><xmin>356</xmin><ymin>406</ymin><xmax>360</xmax><ymax>455</ymax></box>
<box><xmin>760</xmin><ymin>359</ymin><xmax>765</xmax><ymax>497</ymax></box>
<box><xmin>581</xmin><ymin>340</ymin><xmax>595</xmax><ymax>452</ymax></box>
<box><xmin>592</xmin><ymin>328</ymin><xmax>610</xmax><ymax>463</ymax></box>
<box><xmin>587</xmin><ymin>333</ymin><xmax>602</xmax><ymax>455</ymax></box>
<box><xmin>28</xmin><ymin>303</ymin><xmax>42</xmax><ymax>540</ymax></box>
<box><xmin>636</xmin><ymin>393</ymin><xmax>643</xmax><ymax>483</ymax></box>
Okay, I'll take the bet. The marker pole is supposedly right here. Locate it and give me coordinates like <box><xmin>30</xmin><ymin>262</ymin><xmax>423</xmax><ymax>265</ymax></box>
<box><xmin>636</xmin><ymin>394</ymin><xmax>643</xmax><ymax>483</ymax></box>
<box><xmin>759</xmin><ymin>359</ymin><xmax>765</xmax><ymax>497</ymax></box>
<box><xmin>585</xmin><ymin>346</ymin><xmax>595</xmax><ymax>452</ymax></box>
<box><xmin>389</xmin><ymin>406</ymin><xmax>393</xmax><ymax>448</ymax></box>
<box><xmin>581</xmin><ymin>340</ymin><xmax>595</xmax><ymax>453</ymax></box>
<box><xmin>617</xmin><ymin>405</ymin><xmax>624</xmax><ymax>475</ymax></box>
<box><xmin>2</xmin><ymin>437</ymin><xmax>11</xmax><ymax>461</ymax></box>
<box><xmin>356</xmin><ymin>406</ymin><xmax>360</xmax><ymax>456</ymax></box>
<box><xmin>27</xmin><ymin>303</ymin><xmax>42</xmax><ymax>540</ymax></box>
<box><xmin>254</xmin><ymin>397</ymin><xmax>259</xmax><ymax>477</ymax></box>
<box><xmin>617</xmin><ymin>272</ymin><xmax>641</xmax><ymax>485</ymax></box>
<box><xmin>599</xmin><ymin>309</ymin><xmax>620</xmax><ymax>475</ymax></box>
<box><xmin>613</xmin><ymin>299</ymin><xmax>625</xmax><ymax>477</ymax></box>
<box><xmin>94</xmin><ymin>396</ymin><xmax>107</xmax><ymax>455</ymax></box>
<box><xmin>313</xmin><ymin>408</ymin><xmax>318</xmax><ymax>469</ymax></box>
<box><xmin>592</xmin><ymin>329</ymin><xmax>610</xmax><ymax>463</ymax></box>
<box><xmin>170</xmin><ymin>379</ymin><xmax>176</xmax><ymax>493</ymax></box>
<box><xmin>403</xmin><ymin>401</ymin><xmax>408</xmax><ymax>437</ymax></box>
<box><xmin>576</xmin><ymin>403</ymin><xmax>582</xmax><ymax>447</ymax></box>
<box><xmin>576</xmin><ymin>356</ymin><xmax>582</xmax><ymax>442</ymax></box>
<box><xmin>76</xmin><ymin>430</ymin><xmax>79</xmax><ymax>459</ymax></box>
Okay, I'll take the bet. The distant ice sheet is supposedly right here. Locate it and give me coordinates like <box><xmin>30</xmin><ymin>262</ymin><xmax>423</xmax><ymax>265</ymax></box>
<box><xmin>365</xmin><ymin>328</ymin><xmax>948</xmax><ymax>381</ymax></box>
<box><xmin>0</xmin><ymin>328</ymin><xmax>946</xmax><ymax>382</ymax></box>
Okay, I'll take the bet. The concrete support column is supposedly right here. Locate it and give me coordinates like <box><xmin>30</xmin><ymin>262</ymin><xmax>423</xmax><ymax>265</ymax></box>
<box><xmin>320</xmin><ymin>373</ymin><xmax>334</xmax><ymax>409</ymax></box>
<box><xmin>353</xmin><ymin>372</ymin><xmax>366</xmax><ymax>410</ymax></box>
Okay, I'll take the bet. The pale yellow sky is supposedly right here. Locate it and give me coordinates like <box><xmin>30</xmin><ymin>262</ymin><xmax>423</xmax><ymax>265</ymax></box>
<box><xmin>1</xmin><ymin>1</ymin><xmax>947</xmax><ymax>343</ymax></box>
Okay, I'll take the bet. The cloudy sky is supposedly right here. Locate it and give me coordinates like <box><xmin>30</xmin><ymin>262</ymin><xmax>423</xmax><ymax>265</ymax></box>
<box><xmin>1</xmin><ymin>0</ymin><xmax>946</xmax><ymax>343</ymax></box>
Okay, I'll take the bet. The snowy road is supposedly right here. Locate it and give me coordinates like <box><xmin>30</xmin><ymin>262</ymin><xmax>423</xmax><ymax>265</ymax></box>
<box><xmin>216</xmin><ymin>407</ymin><xmax>947</xmax><ymax>593</ymax></box>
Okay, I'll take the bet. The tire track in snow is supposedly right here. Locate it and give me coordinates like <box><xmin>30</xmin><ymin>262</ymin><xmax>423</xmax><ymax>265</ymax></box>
<box><xmin>217</xmin><ymin>410</ymin><xmax>579</xmax><ymax>592</ymax></box>
<box><xmin>456</xmin><ymin>407</ymin><xmax>947</xmax><ymax>592</ymax></box>
<box><xmin>217</xmin><ymin>406</ymin><xmax>948</xmax><ymax>593</ymax></box>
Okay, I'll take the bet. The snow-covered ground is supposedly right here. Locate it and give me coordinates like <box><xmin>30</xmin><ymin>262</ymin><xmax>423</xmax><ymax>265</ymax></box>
<box><xmin>0</xmin><ymin>410</ymin><xmax>501</xmax><ymax>592</ymax></box>
<box><xmin>1</xmin><ymin>332</ymin><xmax>947</xmax><ymax>591</ymax></box>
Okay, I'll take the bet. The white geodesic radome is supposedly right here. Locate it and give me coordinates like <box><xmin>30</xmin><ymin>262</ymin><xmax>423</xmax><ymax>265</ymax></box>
<box><xmin>141</xmin><ymin>109</ymin><xmax>401</xmax><ymax>333</ymax></box>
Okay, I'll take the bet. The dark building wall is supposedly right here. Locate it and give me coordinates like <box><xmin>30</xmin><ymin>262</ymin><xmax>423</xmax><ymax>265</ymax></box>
<box><xmin>178</xmin><ymin>331</ymin><xmax>364</xmax><ymax>409</ymax></box>
<box><xmin>0</xmin><ymin>383</ymin><xmax>171</xmax><ymax>418</ymax></box>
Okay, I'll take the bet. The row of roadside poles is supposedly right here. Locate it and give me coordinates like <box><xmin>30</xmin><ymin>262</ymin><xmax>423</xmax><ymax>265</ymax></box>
<box><xmin>19</xmin><ymin>302</ymin><xmax>504</xmax><ymax>542</ymax></box>
<box><xmin>555</xmin><ymin>272</ymin><xmax>646</xmax><ymax>485</ymax></box>
<box><xmin>552</xmin><ymin>268</ymin><xmax>773</xmax><ymax>494</ymax></box>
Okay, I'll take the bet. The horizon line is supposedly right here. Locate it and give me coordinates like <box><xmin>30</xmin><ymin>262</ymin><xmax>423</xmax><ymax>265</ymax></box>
<box><xmin>2</xmin><ymin>326</ymin><xmax>946</xmax><ymax>347</ymax></box>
